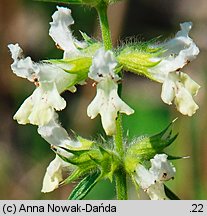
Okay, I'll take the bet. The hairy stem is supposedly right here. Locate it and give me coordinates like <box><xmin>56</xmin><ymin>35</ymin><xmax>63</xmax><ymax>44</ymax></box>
<box><xmin>96</xmin><ymin>2</ymin><xmax>127</xmax><ymax>200</ymax></box>
<box><xmin>97</xmin><ymin>3</ymin><xmax>112</xmax><ymax>50</ymax></box>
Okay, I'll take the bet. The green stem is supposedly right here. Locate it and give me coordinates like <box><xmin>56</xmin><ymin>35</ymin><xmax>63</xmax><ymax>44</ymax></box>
<box><xmin>114</xmin><ymin>113</ymin><xmax>128</xmax><ymax>200</ymax></box>
<box><xmin>96</xmin><ymin>3</ymin><xmax>127</xmax><ymax>200</ymax></box>
<box><xmin>114</xmin><ymin>113</ymin><xmax>124</xmax><ymax>157</ymax></box>
<box><xmin>96</xmin><ymin>2</ymin><xmax>112</xmax><ymax>50</ymax></box>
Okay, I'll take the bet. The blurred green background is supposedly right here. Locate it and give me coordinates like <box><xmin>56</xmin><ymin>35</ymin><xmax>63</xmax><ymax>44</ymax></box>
<box><xmin>0</xmin><ymin>0</ymin><xmax>206</xmax><ymax>199</ymax></box>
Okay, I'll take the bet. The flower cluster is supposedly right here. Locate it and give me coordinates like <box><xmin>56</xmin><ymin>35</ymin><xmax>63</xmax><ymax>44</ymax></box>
<box><xmin>9</xmin><ymin>6</ymin><xmax>200</xmax><ymax>135</ymax></box>
<box><xmin>8</xmin><ymin>4</ymin><xmax>200</xmax><ymax>200</ymax></box>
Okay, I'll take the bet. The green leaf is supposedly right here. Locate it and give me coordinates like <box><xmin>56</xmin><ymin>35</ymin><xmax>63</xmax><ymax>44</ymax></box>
<box><xmin>68</xmin><ymin>171</ymin><xmax>101</xmax><ymax>200</ymax></box>
<box><xmin>164</xmin><ymin>185</ymin><xmax>180</xmax><ymax>200</ymax></box>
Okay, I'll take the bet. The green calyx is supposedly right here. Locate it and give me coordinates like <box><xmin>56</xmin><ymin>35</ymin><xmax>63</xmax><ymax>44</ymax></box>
<box><xmin>51</xmin><ymin>121</ymin><xmax>182</xmax><ymax>200</ymax></box>
<box><xmin>116</xmin><ymin>41</ymin><xmax>163</xmax><ymax>80</ymax></box>
<box><xmin>80</xmin><ymin>37</ymin><xmax>102</xmax><ymax>56</ymax></box>
<box><xmin>46</xmin><ymin>39</ymin><xmax>102</xmax><ymax>89</ymax></box>
<box><xmin>49</xmin><ymin>57</ymin><xmax>91</xmax><ymax>76</ymax></box>
<box><xmin>59</xmin><ymin>145</ymin><xmax>120</xmax><ymax>181</ymax></box>
<box><xmin>47</xmin><ymin>57</ymin><xmax>91</xmax><ymax>90</ymax></box>
<box><xmin>55</xmin><ymin>137</ymin><xmax>121</xmax><ymax>199</ymax></box>
<box><xmin>124</xmin><ymin>121</ymin><xmax>178</xmax><ymax>174</ymax></box>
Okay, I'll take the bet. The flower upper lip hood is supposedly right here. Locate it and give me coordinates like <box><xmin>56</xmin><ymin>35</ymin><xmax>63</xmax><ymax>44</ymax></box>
<box><xmin>149</xmin><ymin>22</ymin><xmax>199</xmax><ymax>82</ymax></box>
<box><xmin>88</xmin><ymin>48</ymin><xmax>120</xmax><ymax>82</ymax></box>
<box><xmin>8</xmin><ymin>44</ymin><xmax>75</xmax><ymax>90</ymax></box>
<box><xmin>8</xmin><ymin>44</ymin><xmax>40</xmax><ymax>82</ymax></box>
<box><xmin>49</xmin><ymin>6</ymin><xmax>87</xmax><ymax>59</ymax></box>
<box><xmin>38</xmin><ymin>113</ymin><xmax>81</xmax><ymax>148</ymax></box>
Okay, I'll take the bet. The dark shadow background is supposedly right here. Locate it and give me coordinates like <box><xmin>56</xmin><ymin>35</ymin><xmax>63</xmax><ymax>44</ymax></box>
<box><xmin>0</xmin><ymin>0</ymin><xmax>206</xmax><ymax>199</ymax></box>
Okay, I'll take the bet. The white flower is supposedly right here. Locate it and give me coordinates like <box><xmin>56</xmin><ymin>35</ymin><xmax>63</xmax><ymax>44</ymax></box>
<box><xmin>38</xmin><ymin>113</ymin><xmax>81</xmax><ymax>148</ymax></box>
<box><xmin>88</xmin><ymin>48</ymin><xmax>120</xmax><ymax>82</ymax></box>
<box><xmin>146</xmin><ymin>182</ymin><xmax>167</xmax><ymax>200</ymax></box>
<box><xmin>49</xmin><ymin>6</ymin><xmax>86</xmax><ymax>58</ymax></box>
<box><xmin>149</xmin><ymin>22</ymin><xmax>199</xmax><ymax>80</ymax></box>
<box><xmin>135</xmin><ymin>164</ymin><xmax>155</xmax><ymax>189</ymax></box>
<box><xmin>135</xmin><ymin>154</ymin><xmax>176</xmax><ymax>200</ymax></box>
<box><xmin>161</xmin><ymin>72</ymin><xmax>200</xmax><ymax>116</ymax></box>
<box><xmin>41</xmin><ymin>155</ymin><xmax>69</xmax><ymax>193</ymax></box>
<box><xmin>8</xmin><ymin>44</ymin><xmax>40</xmax><ymax>80</ymax></box>
<box><xmin>8</xmin><ymin>44</ymin><xmax>78</xmax><ymax>126</ymax></box>
<box><xmin>148</xmin><ymin>22</ymin><xmax>200</xmax><ymax>115</ymax></box>
<box><xmin>9</xmin><ymin>6</ymin><xmax>91</xmax><ymax>126</ymax></box>
<box><xmin>87</xmin><ymin>48</ymin><xmax>134</xmax><ymax>135</ymax></box>
<box><xmin>39</xmin><ymin>114</ymin><xmax>81</xmax><ymax>193</ymax></box>
<box><xmin>150</xmin><ymin>154</ymin><xmax>176</xmax><ymax>181</ymax></box>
